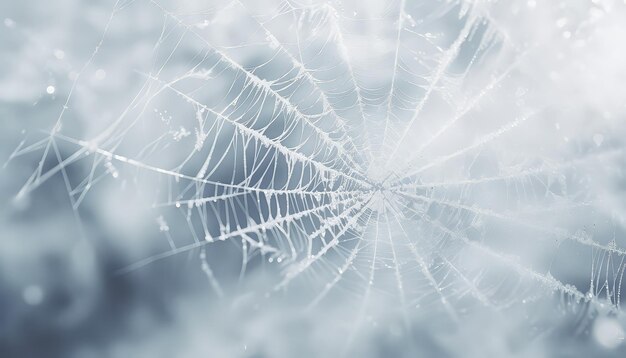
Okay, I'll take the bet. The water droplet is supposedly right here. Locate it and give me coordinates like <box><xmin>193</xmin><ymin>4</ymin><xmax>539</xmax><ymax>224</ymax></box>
<box><xmin>53</xmin><ymin>49</ymin><xmax>65</xmax><ymax>60</ymax></box>
<box><xmin>593</xmin><ymin>133</ymin><xmax>604</xmax><ymax>146</ymax></box>
<box><xmin>94</xmin><ymin>69</ymin><xmax>106</xmax><ymax>81</ymax></box>
<box><xmin>593</xmin><ymin>317</ymin><xmax>625</xmax><ymax>349</ymax></box>
<box><xmin>4</xmin><ymin>18</ymin><xmax>15</xmax><ymax>28</ymax></box>
<box><xmin>23</xmin><ymin>285</ymin><xmax>44</xmax><ymax>305</ymax></box>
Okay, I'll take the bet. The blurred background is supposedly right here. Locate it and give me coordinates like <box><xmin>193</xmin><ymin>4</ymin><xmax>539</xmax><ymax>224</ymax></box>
<box><xmin>2</xmin><ymin>0</ymin><xmax>626</xmax><ymax>357</ymax></box>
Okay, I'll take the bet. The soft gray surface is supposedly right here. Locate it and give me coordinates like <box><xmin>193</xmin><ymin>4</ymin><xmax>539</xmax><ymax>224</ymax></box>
<box><xmin>2</xmin><ymin>1</ymin><xmax>626</xmax><ymax>357</ymax></box>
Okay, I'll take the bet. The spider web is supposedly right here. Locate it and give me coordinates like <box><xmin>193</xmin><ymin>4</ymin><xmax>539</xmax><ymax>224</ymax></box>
<box><xmin>13</xmin><ymin>0</ymin><xmax>626</xmax><ymax>330</ymax></box>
